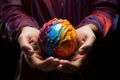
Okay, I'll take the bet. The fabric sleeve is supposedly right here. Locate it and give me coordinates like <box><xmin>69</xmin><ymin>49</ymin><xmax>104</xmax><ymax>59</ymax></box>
<box><xmin>77</xmin><ymin>0</ymin><xmax>119</xmax><ymax>37</ymax></box>
<box><xmin>0</xmin><ymin>0</ymin><xmax>39</xmax><ymax>41</ymax></box>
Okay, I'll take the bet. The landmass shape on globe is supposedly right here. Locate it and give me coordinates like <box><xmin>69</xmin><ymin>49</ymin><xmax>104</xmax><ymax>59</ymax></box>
<box><xmin>39</xmin><ymin>18</ymin><xmax>77</xmax><ymax>59</ymax></box>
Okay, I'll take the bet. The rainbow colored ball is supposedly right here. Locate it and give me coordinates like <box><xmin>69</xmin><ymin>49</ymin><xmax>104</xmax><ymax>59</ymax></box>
<box><xmin>39</xmin><ymin>18</ymin><xmax>77</xmax><ymax>59</ymax></box>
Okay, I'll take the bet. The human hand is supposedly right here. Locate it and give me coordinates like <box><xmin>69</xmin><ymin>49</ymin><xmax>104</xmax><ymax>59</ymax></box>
<box><xmin>57</xmin><ymin>24</ymin><xmax>98</xmax><ymax>73</ymax></box>
<box><xmin>18</xmin><ymin>26</ymin><xmax>59</xmax><ymax>72</ymax></box>
<box><xmin>57</xmin><ymin>52</ymin><xmax>87</xmax><ymax>73</ymax></box>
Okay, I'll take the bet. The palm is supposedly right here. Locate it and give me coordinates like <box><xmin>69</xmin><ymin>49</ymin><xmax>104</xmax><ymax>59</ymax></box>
<box><xmin>57</xmin><ymin>25</ymin><xmax>96</xmax><ymax>73</ymax></box>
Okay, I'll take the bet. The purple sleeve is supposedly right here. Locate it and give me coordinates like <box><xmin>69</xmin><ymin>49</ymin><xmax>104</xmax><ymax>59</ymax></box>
<box><xmin>0</xmin><ymin>0</ymin><xmax>39</xmax><ymax>41</ymax></box>
<box><xmin>77</xmin><ymin>0</ymin><xmax>119</xmax><ymax>37</ymax></box>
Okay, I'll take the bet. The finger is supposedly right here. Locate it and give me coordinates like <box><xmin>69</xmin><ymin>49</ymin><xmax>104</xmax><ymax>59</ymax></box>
<box><xmin>38</xmin><ymin>57</ymin><xmax>58</xmax><ymax>72</ymax></box>
<box><xmin>57</xmin><ymin>60</ymin><xmax>78</xmax><ymax>73</ymax></box>
<box><xmin>58</xmin><ymin>64</ymin><xmax>76</xmax><ymax>73</ymax></box>
<box><xmin>43</xmin><ymin>58</ymin><xmax>59</xmax><ymax>72</ymax></box>
<box><xmin>41</xmin><ymin>57</ymin><xmax>54</xmax><ymax>66</ymax></box>
<box><xmin>78</xmin><ymin>35</ymin><xmax>96</xmax><ymax>54</ymax></box>
<box><xmin>26</xmin><ymin>56</ymin><xmax>56</xmax><ymax>72</ymax></box>
<box><xmin>23</xmin><ymin>52</ymin><xmax>42</xmax><ymax>68</ymax></box>
<box><xmin>58</xmin><ymin>64</ymin><xmax>72</xmax><ymax>73</ymax></box>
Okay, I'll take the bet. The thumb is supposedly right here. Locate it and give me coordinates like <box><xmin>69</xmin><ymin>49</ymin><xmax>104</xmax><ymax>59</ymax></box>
<box><xmin>19</xmin><ymin>37</ymin><xmax>34</xmax><ymax>56</ymax></box>
<box><xmin>78</xmin><ymin>35</ymin><xmax>96</xmax><ymax>54</ymax></box>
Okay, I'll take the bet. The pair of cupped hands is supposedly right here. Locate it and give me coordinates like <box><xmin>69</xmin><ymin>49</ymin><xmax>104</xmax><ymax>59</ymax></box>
<box><xmin>18</xmin><ymin>22</ymin><xmax>98</xmax><ymax>73</ymax></box>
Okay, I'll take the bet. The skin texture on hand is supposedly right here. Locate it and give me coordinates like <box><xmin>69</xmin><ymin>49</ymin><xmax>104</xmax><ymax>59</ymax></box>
<box><xmin>76</xmin><ymin>24</ymin><xmax>97</xmax><ymax>54</ymax></box>
<box><xmin>18</xmin><ymin>26</ymin><xmax>40</xmax><ymax>56</ymax></box>
<box><xmin>18</xmin><ymin>23</ymin><xmax>98</xmax><ymax>73</ymax></box>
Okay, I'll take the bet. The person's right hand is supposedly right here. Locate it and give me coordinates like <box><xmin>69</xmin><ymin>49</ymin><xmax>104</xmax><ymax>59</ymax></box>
<box><xmin>18</xmin><ymin>26</ymin><xmax>59</xmax><ymax>72</ymax></box>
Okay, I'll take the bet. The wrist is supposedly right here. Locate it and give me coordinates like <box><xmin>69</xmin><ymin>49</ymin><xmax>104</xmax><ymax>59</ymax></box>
<box><xmin>87</xmin><ymin>24</ymin><xmax>98</xmax><ymax>33</ymax></box>
<box><xmin>87</xmin><ymin>24</ymin><xmax>102</xmax><ymax>39</ymax></box>
<box><xmin>12</xmin><ymin>29</ymin><xmax>22</xmax><ymax>42</ymax></box>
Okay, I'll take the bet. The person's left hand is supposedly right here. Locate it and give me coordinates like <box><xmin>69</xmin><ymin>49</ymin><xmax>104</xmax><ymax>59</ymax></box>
<box><xmin>57</xmin><ymin>52</ymin><xmax>87</xmax><ymax>73</ymax></box>
<box><xmin>57</xmin><ymin>24</ymin><xmax>98</xmax><ymax>73</ymax></box>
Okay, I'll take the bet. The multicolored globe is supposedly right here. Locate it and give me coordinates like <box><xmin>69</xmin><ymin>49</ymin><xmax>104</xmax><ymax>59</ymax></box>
<box><xmin>39</xmin><ymin>18</ymin><xmax>77</xmax><ymax>59</ymax></box>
